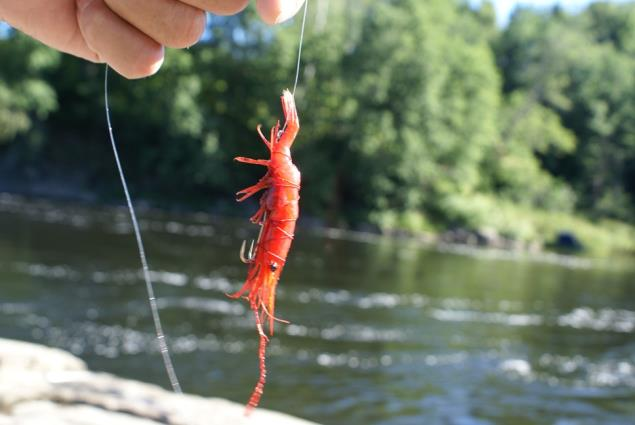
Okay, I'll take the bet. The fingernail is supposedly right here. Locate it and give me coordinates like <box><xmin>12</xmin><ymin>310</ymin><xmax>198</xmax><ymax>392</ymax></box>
<box><xmin>274</xmin><ymin>0</ymin><xmax>305</xmax><ymax>24</ymax></box>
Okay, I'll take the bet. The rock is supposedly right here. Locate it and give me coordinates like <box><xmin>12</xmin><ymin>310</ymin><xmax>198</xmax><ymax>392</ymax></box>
<box><xmin>0</xmin><ymin>413</ymin><xmax>12</xmax><ymax>425</ymax></box>
<box><xmin>11</xmin><ymin>401</ymin><xmax>160</xmax><ymax>425</ymax></box>
<box><xmin>0</xmin><ymin>339</ymin><xmax>86</xmax><ymax>411</ymax></box>
<box><xmin>440</xmin><ymin>228</ymin><xmax>544</xmax><ymax>253</ymax></box>
<box><xmin>0</xmin><ymin>338</ymin><xmax>319</xmax><ymax>425</ymax></box>
<box><xmin>441</xmin><ymin>228</ymin><xmax>478</xmax><ymax>245</ymax></box>
<box><xmin>0</xmin><ymin>338</ymin><xmax>87</xmax><ymax>373</ymax></box>
<box><xmin>554</xmin><ymin>231</ymin><xmax>583</xmax><ymax>251</ymax></box>
<box><xmin>475</xmin><ymin>227</ymin><xmax>501</xmax><ymax>247</ymax></box>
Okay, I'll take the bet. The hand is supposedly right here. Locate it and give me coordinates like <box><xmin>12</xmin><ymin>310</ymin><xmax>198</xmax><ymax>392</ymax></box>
<box><xmin>0</xmin><ymin>0</ymin><xmax>305</xmax><ymax>79</ymax></box>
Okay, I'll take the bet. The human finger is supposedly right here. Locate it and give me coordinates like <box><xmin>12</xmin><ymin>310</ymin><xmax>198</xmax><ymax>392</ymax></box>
<box><xmin>179</xmin><ymin>0</ymin><xmax>249</xmax><ymax>16</ymax></box>
<box><xmin>76</xmin><ymin>0</ymin><xmax>164</xmax><ymax>79</ymax></box>
<box><xmin>0</xmin><ymin>0</ymin><xmax>99</xmax><ymax>62</ymax></box>
<box><xmin>256</xmin><ymin>0</ymin><xmax>305</xmax><ymax>25</ymax></box>
<box><xmin>104</xmin><ymin>0</ymin><xmax>206</xmax><ymax>48</ymax></box>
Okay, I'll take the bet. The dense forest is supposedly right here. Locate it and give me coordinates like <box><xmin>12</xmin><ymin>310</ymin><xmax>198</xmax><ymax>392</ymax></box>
<box><xmin>1</xmin><ymin>0</ymin><xmax>634</xmax><ymax>254</ymax></box>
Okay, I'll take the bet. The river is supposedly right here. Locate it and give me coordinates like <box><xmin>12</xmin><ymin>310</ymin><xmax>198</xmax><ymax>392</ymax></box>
<box><xmin>1</xmin><ymin>193</ymin><xmax>634</xmax><ymax>425</ymax></box>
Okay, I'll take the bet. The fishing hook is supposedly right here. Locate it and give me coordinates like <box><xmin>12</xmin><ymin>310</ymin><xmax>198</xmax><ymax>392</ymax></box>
<box><xmin>240</xmin><ymin>239</ymin><xmax>256</xmax><ymax>263</ymax></box>
<box><xmin>239</xmin><ymin>213</ymin><xmax>266</xmax><ymax>263</ymax></box>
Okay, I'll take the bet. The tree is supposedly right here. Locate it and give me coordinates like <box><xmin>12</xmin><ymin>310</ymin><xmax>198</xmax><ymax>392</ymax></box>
<box><xmin>335</xmin><ymin>0</ymin><xmax>501</xmax><ymax>229</ymax></box>
<box><xmin>0</xmin><ymin>32</ymin><xmax>59</xmax><ymax>145</ymax></box>
<box><xmin>498</xmin><ymin>4</ymin><xmax>635</xmax><ymax>221</ymax></box>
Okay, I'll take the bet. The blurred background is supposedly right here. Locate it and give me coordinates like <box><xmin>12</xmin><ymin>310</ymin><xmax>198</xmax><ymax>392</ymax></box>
<box><xmin>1</xmin><ymin>1</ymin><xmax>634</xmax><ymax>424</ymax></box>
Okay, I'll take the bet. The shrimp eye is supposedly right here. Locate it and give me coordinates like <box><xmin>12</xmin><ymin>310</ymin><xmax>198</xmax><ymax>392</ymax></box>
<box><xmin>270</xmin><ymin>262</ymin><xmax>278</xmax><ymax>272</ymax></box>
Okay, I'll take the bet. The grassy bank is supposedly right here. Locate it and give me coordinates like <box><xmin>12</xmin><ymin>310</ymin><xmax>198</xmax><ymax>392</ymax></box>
<box><xmin>374</xmin><ymin>195</ymin><xmax>635</xmax><ymax>258</ymax></box>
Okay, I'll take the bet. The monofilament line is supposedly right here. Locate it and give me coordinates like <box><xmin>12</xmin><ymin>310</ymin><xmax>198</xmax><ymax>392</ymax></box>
<box><xmin>104</xmin><ymin>66</ymin><xmax>182</xmax><ymax>394</ymax></box>
<box><xmin>292</xmin><ymin>0</ymin><xmax>309</xmax><ymax>96</ymax></box>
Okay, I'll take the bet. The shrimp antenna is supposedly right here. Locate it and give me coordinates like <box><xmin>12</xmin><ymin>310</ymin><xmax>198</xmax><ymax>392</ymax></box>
<box><xmin>104</xmin><ymin>65</ymin><xmax>182</xmax><ymax>394</ymax></box>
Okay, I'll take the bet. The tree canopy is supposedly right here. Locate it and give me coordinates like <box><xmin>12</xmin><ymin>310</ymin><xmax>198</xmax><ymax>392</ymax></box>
<box><xmin>1</xmin><ymin>0</ymin><xmax>634</xmax><ymax>251</ymax></box>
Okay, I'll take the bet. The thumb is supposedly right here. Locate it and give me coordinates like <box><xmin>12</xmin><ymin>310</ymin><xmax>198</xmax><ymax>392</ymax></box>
<box><xmin>256</xmin><ymin>0</ymin><xmax>305</xmax><ymax>25</ymax></box>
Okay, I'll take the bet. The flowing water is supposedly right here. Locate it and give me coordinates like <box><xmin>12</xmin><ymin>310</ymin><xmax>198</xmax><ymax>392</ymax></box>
<box><xmin>1</xmin><ymin>193</ymin><xmax>634</xmax><ymax>425</ymax></box>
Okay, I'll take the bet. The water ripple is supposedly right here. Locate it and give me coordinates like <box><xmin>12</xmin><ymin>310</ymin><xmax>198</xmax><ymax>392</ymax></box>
<box><xmin>284</xmin><ymin>323</ymin><xmax>405</xmax><ymax>343</ymax></box>
<box><xmin>429</xmin><ymin>309</ymin><xmax>543</xmax><ymax>327</ymax></box>
<box><xmin>159</xmin><ymin>296</ymin><xmax>245</xmax><ymax>316</ymax></box>
<box><xmin>557</xmin><ymin>307</ymin><xmax>635</xmax><ymax>333</ymax></box>
<box><xmin>538</xmin><ymin>353</ymin><xmax>635</xmax><ymax>388</ymax></box>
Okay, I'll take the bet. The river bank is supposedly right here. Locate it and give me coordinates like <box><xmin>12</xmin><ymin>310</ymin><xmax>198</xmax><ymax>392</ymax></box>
<box><xmin>0</xmin><ymin>190</ymin><xmax>633</xmax><ymax>269</ymax></box>
<box><xmin>0</xmin><ymin>338</ymin><xmax>319</xmax><ymax>425</ymax></box>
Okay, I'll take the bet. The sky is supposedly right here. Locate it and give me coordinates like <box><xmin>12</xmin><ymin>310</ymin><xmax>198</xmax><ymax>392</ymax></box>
<box><xmin>1</xmin><ymin>1</ymin><xmax>633</xmax><ymax>34</ymax></box>
<box><xmin>469</xmin><ymin>0</ymin><xmax>634</xmax><ymax>26</ymax></box>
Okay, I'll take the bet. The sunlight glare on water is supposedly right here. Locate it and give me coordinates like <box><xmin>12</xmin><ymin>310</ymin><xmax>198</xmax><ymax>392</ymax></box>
<box><xmin>1</xmin><ymin>194</ymin><xmax>634</xmax><ymax>425</ymax></box>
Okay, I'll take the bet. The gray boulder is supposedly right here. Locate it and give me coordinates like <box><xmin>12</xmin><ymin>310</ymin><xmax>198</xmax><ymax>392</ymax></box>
<box><xmin>0</xmin><ymin>338</ymin><xmax>318</xmax><ymax>425</ymax></box>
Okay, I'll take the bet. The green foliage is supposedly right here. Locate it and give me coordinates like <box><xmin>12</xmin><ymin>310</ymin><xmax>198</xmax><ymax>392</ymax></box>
<box><xmin>437</xmin><ymin>192</ymin><xmax>635</xmax><ymax>256</ymax></box>
<box><xmin>0</xmin><ymin>33</ymin><xmax>59</xmax><ymax>144</ymax></box>
<box><xmin>486</xmin><ymin>90</ymin><xmax>576</xmax><ymax>211</ymax></box>
<box><xmin>498</xmin><ymin>3</ymin><xmax>635</xmax><ymax>222</ymax></box>
<box><xmin>338</xmin><ymin>0</ymin><xmax>501</xmax><ymax>224</ymax></box>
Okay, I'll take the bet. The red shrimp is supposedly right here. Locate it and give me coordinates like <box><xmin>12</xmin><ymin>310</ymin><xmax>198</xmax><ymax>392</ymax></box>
<box><xmin>228</xmin><ymin>89</ymin><xmax>300</xmax><ymax>412</ymax></box>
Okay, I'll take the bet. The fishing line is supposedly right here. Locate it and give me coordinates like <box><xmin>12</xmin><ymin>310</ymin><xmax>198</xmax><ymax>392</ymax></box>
<box><xmin>104</xmin><ymin>65</ymin><xmax>182</xmax><ymax>394</ymax></box>
<box><xmin>102</xmin><ymin>0</ymin><xmax>308</xmax><ymax>396</ymax></box>
<box><xmin>279</xmin><ymin>0</ymin><xmax>308</xmax><ymax>137</ymax></box>
<box><xmin>292</xmin><ymin>0</ymin><xmax>309</xmax><ymax>96</ymax></box>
